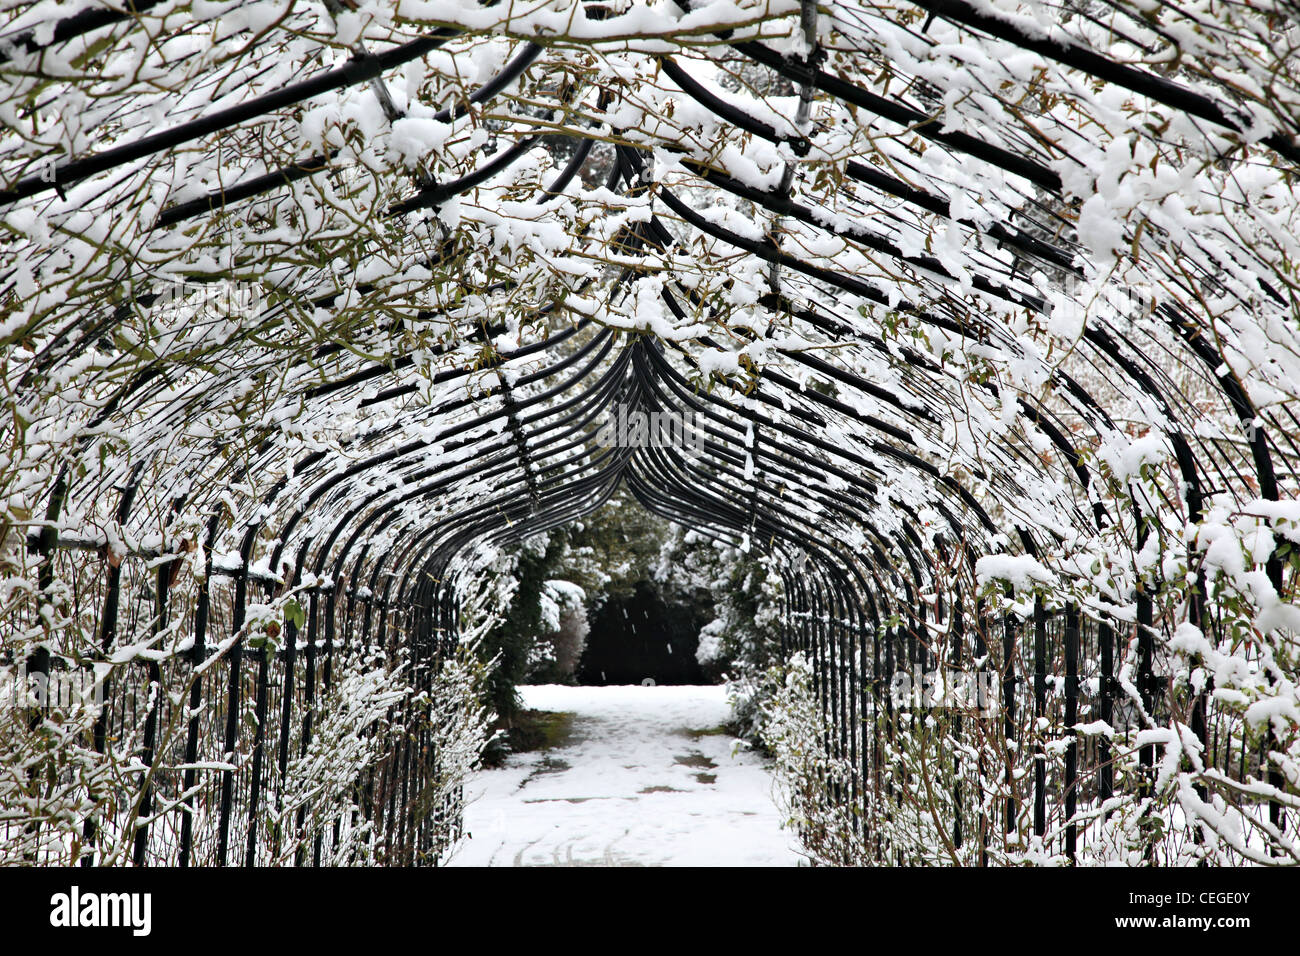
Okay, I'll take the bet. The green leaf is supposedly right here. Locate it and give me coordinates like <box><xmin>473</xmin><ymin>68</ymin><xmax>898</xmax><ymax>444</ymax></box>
<box><xmin>284</xmin><ymin>598</ymin><xmax>306</xmax><ymax>630</ymax></box>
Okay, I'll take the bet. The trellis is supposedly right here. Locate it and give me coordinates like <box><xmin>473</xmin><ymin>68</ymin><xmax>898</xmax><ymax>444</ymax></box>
<box><xmin>2</xmin><ymin>0</ymin><xmax>1299</xmax><ymax>865</ymax></box>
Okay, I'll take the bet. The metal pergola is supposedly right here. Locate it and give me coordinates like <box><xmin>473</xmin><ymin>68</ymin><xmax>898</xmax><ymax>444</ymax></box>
<box><xmin>2</xmin><ymin>0</ymin><xmax>1298</xmax><ymax>865</ymax></box>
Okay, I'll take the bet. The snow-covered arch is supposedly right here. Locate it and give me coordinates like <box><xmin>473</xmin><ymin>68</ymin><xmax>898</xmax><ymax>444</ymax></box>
<box><xmin>2</xmin><ymin>0</ymin><xmax>1299</xmax><ymax>865</ymax></box>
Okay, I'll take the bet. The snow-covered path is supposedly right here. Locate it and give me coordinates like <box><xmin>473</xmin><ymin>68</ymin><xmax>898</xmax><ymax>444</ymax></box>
<box><xmin>447</xmin><ymin>685</ymin><xmax>800</xmax><ymax>867</ymax></box>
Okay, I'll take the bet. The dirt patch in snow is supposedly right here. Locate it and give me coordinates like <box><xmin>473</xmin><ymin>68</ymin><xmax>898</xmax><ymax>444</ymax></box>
<box><xmin>673</xmin><ymin>752</ymin><xmax>717</xmax><ymax>769</ymax></box>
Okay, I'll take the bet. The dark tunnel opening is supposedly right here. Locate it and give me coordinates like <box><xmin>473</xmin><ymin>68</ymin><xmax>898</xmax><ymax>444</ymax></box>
<box><xmin>577</xmin><ymin>581</ymin><xmax>709</xmax><ymax>685</ymax></box>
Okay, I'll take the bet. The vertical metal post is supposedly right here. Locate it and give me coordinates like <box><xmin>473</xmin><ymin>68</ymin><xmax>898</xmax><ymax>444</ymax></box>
<box><xmin>274</xmin><ymin>590</ymin><xmax>299</xmax><ymax>859</ymax></box>
<box><xmin>1098</xmin><ymin>619</ymin><xmax>1114</xmax><ymax>807</ymax></box>
<box><xmin>83</xmin><ymin>476</ymin><xmax>138</xmax><ymax>865</ymax></box>
<box><xmin>133</xmin><ymin>559</ymin><xmax>170</xmax><ymax>866</ymax></box>
<box><xmin>1001</xmin><ymin>597</ymin><xmax>1016</xmax><ymax>836</ymax></box>
<box><xmin>1033</xmin><ymin>596</ymin><xmax>1046</xmax><ymax>839</ymax></box>
<box><xmin>244</xmin><ymin>634</ymin><xmax>271</xmax><ymax>866</ymax></box>
<box><xmin>180</xmin><ymin>513</ymin><xmax>218</xmax><ymax>867</ymax></box>
<box><xmin>1064</xmin><ymin>602</ymin><xmax>1078</xmax><ymax>861</ymax></box>
<box><xmin>949</xmin><ymin>590</ymin><xmax>963</xmax><ymax>853</ymax></box>
<box><xmin>1135</xmin><ymin>504</ymin><xmax>1156</xmax><ymax>817</ymax></box>
<box><xmin>318</xmin><ymin>587</ymin><xmax>336</xmax><ymax>867</ymax></box>
<box><xmin>296</xmin><ymin>588</ymin><xmax>319</xmax><ymax>867</ymax></box>
<box><xmin>26</xmin><ymin>469</ymin><xmax>67</xmax><ymax>862</ymax></box>
<box><xmin>216</xmin><ymin>551</ymin><xmax>250</xmax><ymax>866</ymax></box>
<box><xmin>1137</xmin><ymin>579</ymin><xmax>1155</xmax><ymax>862</ymax></box>
<box><xmin>1186</xmin><ymin>566</ymin><xmax>1210</xmax><ymax>834</ymax></box>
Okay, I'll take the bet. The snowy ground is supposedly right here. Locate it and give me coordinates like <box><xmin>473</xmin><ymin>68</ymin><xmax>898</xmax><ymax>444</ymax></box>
<box><xmin>446</xmin><ymin>684</ymin><xmax>801</xmax><ymax>867</ymax></box>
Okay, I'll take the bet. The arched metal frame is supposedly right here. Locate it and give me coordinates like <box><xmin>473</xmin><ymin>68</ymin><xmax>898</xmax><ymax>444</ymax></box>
<box><xmin>4</xmin><ymin>0</ymin><xmax>1298</xmax><ymax>865</ymax></box>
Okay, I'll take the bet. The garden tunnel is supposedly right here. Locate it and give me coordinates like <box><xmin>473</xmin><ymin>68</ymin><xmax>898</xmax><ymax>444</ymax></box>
<box><xmin>1</xmin><ymin>0</ymin><xmax>1299</xmax><ymax>867</ymax></box>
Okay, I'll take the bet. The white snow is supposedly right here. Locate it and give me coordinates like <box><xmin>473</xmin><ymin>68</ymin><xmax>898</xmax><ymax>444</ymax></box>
<box><xmin>975</xmin><ymin>553</ymin><xmax>1056</xmax><ymax>591</ymax></box>
<box><xmin>447</xmin><ymin>684</ymin><xmax>799</xmax><ymax>867</ymax></box>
